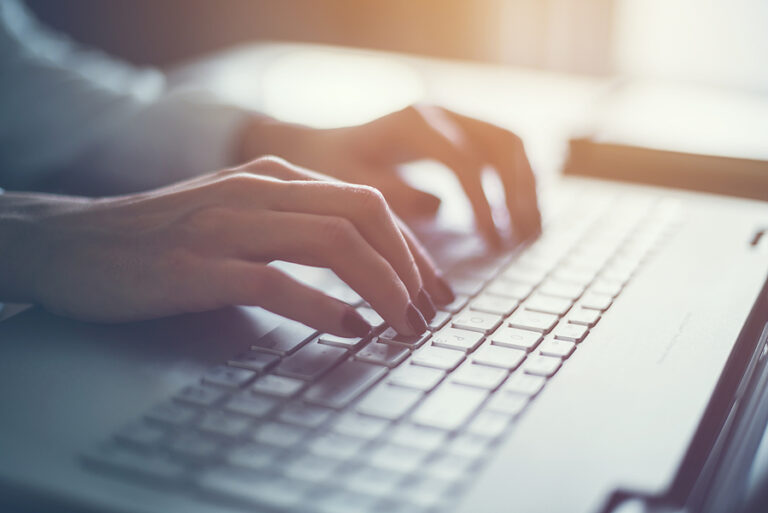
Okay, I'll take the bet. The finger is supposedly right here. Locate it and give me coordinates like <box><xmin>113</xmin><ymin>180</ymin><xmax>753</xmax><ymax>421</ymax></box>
<box><xmin>440</xmin><ymin>109</ymin><xmax>541</xmax><ymax>237</ymax></box>
<box><xmin>366</xmin><ymin>173</ymin><xmax>442</xmax><ymax>218</ymax></box>
<box><xmin>244</xmin><ymin>160</ymin><xmax>438</xmax><ymax>319</ymax></box>
<box><xmin>395</xmin><ymin>217</ymin><xmax>456</xmax><ymax>306</ymax></box>
<box><xmin>212</xmin><ymin>208</ymin><xmax>427</xmax><ymax>336</ymax></box>
<box><xmin>384</xmin><ymin>106</ymin><xmax>502</xmax><ymax>247</ymax></box>
<box><xmin>271</xmin><ymin>180</ymin><xmax>428</xmax><ymax>304</ymax></box>
<box><xmin>214</xmin><ymin>261</ymin><xmax>373</xmax><ymax>337</ymax></box>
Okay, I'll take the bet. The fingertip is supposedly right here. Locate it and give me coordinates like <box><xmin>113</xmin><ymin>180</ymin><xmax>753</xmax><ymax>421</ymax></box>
<box><xmin>432</xmin><ymin>274</ymin><xmax>455</xmax><ymax>305</ymax></box>
<box><xmin>405</xmin><ymin>302</ymin><xmax>428</xmax><ymax>335</ymax></box>
<box><xmin>341</xmin><ymin>308</ymin><xmax>372</xmax><ymax>338</ymax></box>
<box><xmin>415</xmin><ymin>288</ymin><xmax>437</xmax><ymax>321</ymax></box>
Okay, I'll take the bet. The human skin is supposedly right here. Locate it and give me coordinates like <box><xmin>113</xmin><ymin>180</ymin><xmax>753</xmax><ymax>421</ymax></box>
<box><xmin>0</xmin><ymin>105</ymin><xmax>539</xmax><ymax>335</ymax></box>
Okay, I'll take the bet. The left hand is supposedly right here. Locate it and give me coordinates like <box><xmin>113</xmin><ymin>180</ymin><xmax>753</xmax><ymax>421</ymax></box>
<box><xmin>240</xmin><ymin>105</ymin><xmax>541</xmax><ymax>247</ymax></box>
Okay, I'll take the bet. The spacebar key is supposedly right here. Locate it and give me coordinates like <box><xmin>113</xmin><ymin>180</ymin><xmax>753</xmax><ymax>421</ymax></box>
<box><xmin>411</xmin><ymin>383</ymin><xmax>487</xmax><ymax>431</ymax></box>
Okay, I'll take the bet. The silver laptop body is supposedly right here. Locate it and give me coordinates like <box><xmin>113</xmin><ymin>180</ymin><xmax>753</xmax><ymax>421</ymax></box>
<box><xmin>1</xmin><ymin>175</ymin><xmax>767</xmax><ymax>513</ymax></box>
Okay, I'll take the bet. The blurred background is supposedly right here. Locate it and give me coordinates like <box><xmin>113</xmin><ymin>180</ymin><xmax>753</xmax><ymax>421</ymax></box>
<box><xmin>25</xmin><ymin>0</ymin><xmax>768</xmax><ymax>93</ymax></box>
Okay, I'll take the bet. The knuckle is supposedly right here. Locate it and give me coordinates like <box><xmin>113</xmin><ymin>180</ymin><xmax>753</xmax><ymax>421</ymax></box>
<box><xmin>351</xmin><ymin>185</ymin><xmax>388</xmax><ymax>217</ymax></box>
<box><xmin>318</xmin><ymin>216</ymin><xmax>356</xmax><ymax>247</ymax></box>
<box><xmin>215</xmin><ymin>167</ymin><xmax>239</xmax><ymax>178</ymax></box>
<box><xmin>218</xmin><ymin>172</ymin><xmax>257</xmax><ymax>191</ymax></box>
<box><xmin>249</xmin><ymin>155</ymin><xmax>293</xmax><ymax>177</ymax></box>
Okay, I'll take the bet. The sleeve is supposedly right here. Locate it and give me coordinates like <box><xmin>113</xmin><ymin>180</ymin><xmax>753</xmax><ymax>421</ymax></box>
<box><xmin>0</xmin><ymin>0</ymin><xmax>250</xmax><ymax>194</ymax></box>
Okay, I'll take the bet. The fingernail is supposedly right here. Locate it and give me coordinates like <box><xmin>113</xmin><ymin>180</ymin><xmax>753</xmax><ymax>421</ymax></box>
<box><xmin>342</xmin><ymin>309</ymin><xmax>372</xmax><ymax>338</ymax></box>
<box><xmin>405</xmin><ymin>302</ymin><xmax>427</xmax><ymax>334</ymax></box>
<box><xmin>415</xmin><ymin>288</ymin><xmax>437</xmax><ymax>321</ymax></box>
<box><xmin>433</xmin><ymin>275</ymin><xmax>455</xmax><ymax>305</ymax></box>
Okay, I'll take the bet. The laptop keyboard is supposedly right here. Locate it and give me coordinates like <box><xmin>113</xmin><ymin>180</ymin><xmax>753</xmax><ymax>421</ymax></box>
<box><xmin>83</xmin><ymin>192</ymin><xmax>679</xmax><ymax>513</ymax></box>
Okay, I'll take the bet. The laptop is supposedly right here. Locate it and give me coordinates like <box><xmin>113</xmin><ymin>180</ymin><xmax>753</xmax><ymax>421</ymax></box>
<box><xmin>1</xmin><ymin>136</ymin><xmax>768</xmax><ymax>512</ymax></box>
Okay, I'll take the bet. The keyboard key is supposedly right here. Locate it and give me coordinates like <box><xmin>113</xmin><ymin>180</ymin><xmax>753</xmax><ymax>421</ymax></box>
<box><xmin>251</xmin><ymin>422</ymin><xmax>307</xmax><ymax>447</ymax></box>
<box><xmin>332</xmin><ymin>413</ymin><xmax>390</xmax><ymax>439</ymax></box>
<box><xmin>402</xmin><ymin>476</ymin><xmax>452</xmax><ymax>508</ymax></box>
<box><xmin>278</xmin><ymin>402</ymin><xmax>333</xmax><ymax>428</ymax></box>
<box><xmin>503</xmin><ymin>372</ymin><xmax>546</xmax><ymax>397</ymax></box>
<box><xmin>378</xmin><ymin>327</ymin><xmax>430</xmax><ymax>348</ymax></box>
<box><xmin>387</xmin><ymin>423</ymin><xmax>447</xmax><ymax>451</ymax></box>
<box><xmin>581</xmin><ymin>292</ymin><xmax>613</xmax><ymax>311</ymax></box>
<box><xmin>356</xmin><ymin>383</ymin><xmax>423</xmax><ymax>420</ymax></box>
<box><xmin>314</xmin><ymin>489</ymin><xmax>378</xmax><ymax>513</ymax></box>
<box><xmin>203</xmin><ymin>365</ymin><xmax>256</xmax><ymax>388</ymax></box>
<box><xmin>486</xmin><ymin>280</ymin><xmax>533</xmax><ymax>300</ymax></box>
<box><xmin>345</xmin><ymin>466</ymin><xmax>405</xmax><ymax>496</ymax></box>
<box><xmin>146</xmin><ymin>402</ymin><xmax>197</xmax><ymax>426</ymax></box>
<box><xmin>84</xmin><ymin>444</ymin><xmax>185</xmax><ymax>482</ymax></box>
<box><xmin>411</xmin><ymin>345</ymin><xmax>465</xmax><ymax>371</ymax></box>
<box><xmin>318</xmin><ymin>333</ymin><xmax>365</xmax><ymax>350</ymax></box>
<box><xmin>567</xmin><ymin>308</ymin><xmax>601</xmax><ymax>327</ymax></box>
<box><xmin>448</xmin><ymin>275</ymin><xmax>486</xmax><ymax>296</ymax></box>
<box><xmin>470</xmin><ymin>293</ymin><xmax>519</xmax><ymax>316</ymax></box>
<box><xmin>523</xmin><ymin>354</ymin><xmax>562</xmax><ymax>377</ymax></box>
<box><xmin>224</xmin><ymin>391</ymin><xmax>278</xmax><ymax>418</ymax></box>
<box><xmin>426</xmin><ymin>453</ymin><xmax>476</xmax><ymax>480</ymax></box>
<box><xmin>176</xmin><ymin>384</ymin><xmax>226</xmax><ymax>407</ymax></box>
<box><xmin>387</xmin><ymin>363</ymin><xmax>445</xmax><ymax>391</ymax></box>
<box><xmin>508</xmin><ymin>310</ymin><xmax>558</xmax><ymax>333</ymax></box>
<box><xmin>356</xmin><ymin>306</ymin><xmax>385</xmax><ymax>331</ymax></box>
<box><xmin>501</xmin><ymin>265</ymin><xmax>547</xmax><ymax>285</ymax></box>
<box><xmin>551</xmin><ymin>267</ymin><xmax>595</xmax><ymax>286</ymax></box>
<box><xmin>523</xmin><ymin>294</ymin><xmax>573</xmax><ymax>316</ymax></box>
<box><xmin>304</xmin><ymin>360</ymin><xmax>387</xmax><ymax>409</ymax></box>
<box><xmin>472</xmin><ymin>345</ymin><xmax>526</xmax><ymax>370</ymax></box>
<box><xmin>251</xmin><ymin>321</ymin><xmax>316</xmax><ymax>356</ymax></box>
<box><xmin>225</xmin><ymin>442</ymin><xmax>278</xmax><ymax>470</ymax></box>
<box><xmin>284</xmin><ymin>454</ymin><xmax>340</xmax><ymax>483</ymax></box>
<box><xmin>452</xmin><ymin>309</ymin><xmax>502</xmax><ymax>334</ymax></box>
<box><xmin>486</xmin><ymin>391</ymin><xmax>529</xmax><ymax>416</ymax></box>
<box><xmin>466</xmin><ymin>411</ymin><xmax>512</xmax><ymax>438</ymax></box>
<box><xmin>199</xmin><ymin>469</ymin><xmax>306</xmax><ymax>510</ymax></box>
<box><xmin>445</xmin><ymin>432</ymin><xmax>491</xmax><ymax>458</ymax></box>
<box><xmin>538</xmin><ymin>279</ymin><xmax>585</xmax><ymax>300</ymax></box>
<box><xmin>590</xmin><ymin>278</ymin><xmax>623</xmax><ymax>297</ymax></box>
<box><xmin>308</xmin><ymin>432</ymin><xmax>367</xmax><ymax>460</ymax></box>
<box><xmin>553</xmin><ymin>322</ymin><xmax>589</xmax><ymax>342</ymax></box>
<box><xmin>440</xmin><ymin>294</ymin><xmax>470</xmax><ymax>313</ymax></box>
<box><xmin>490</xmin><ymin>326</ymin><xmax>542</xmax><ymax>352</ymax></box>
<box><xmin>431</xmin><ymin>327</ymin><xmax>484</xmax><ymax>353</ymax></box>
<box><xmin>227</xmin><ymin>351</ymin><xmax>279</xmax><ymax>373</ymax></box>
<box><xmin>197</xmin><ymin>411</ymin><xmax>251</xmax><ymax>438</ymax></box>
<box><xmin>427</xmin><ymin>310</ymin><xmax>451</xmax><ymax>331</ymax></box>
<box><xmin>411</xmin><ymin>383</ymin><xmax>487</xmax><ymax>431</ymax></box>
<box><xmin>115</xmin><ymin>422</ymin><xmax>165</xmax><ymax>448</ymax></box>
<box><xmin>451</xmin><ymin>361</ymin><xmax>507</xmax><ymax>390</ymax></box>
<box><xmin>538</xmin><ymin>338</ymin><xmax>576</xmax><ymax>359</ymax></box>
<box><xmin>355</xmin><ymin>340</ymin><xmax>409</xmax><ymax>368</ymax></box>
<box><xmin>250</xmin><ymin>374</ymin><xmax>305</xmax><ymax>397</ymax></box>
<box><xmin>369</xmin><ymin>443</ymin><xmax>429</xmax><ymax>472</ymax></box>
<box><xmin>275</xmin><ymin>340</ymin><xmax>348</xmax><ymax>380</ymax></box>
<box><xmin>168</xmin><ymin>431</ymin><xmax>219</xmax><ymax>459</ymax></box>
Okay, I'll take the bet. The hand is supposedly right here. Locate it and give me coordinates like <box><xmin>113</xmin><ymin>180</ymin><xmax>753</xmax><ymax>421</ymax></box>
<box><xmin>241</xmin><ymin>105</ymin><xmax>542</xmax><ymax>246</ymax></box>
<box><xmin>0</xmin><ymin>157</ymin><xmax>454</xmax><ymax>334</ymax></box>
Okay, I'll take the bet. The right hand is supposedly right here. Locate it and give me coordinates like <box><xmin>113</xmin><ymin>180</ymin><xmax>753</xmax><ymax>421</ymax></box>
<box><xmin>0</xmin><ymin>157</ymin><xmax>454</xmax><ymax>336</ymax></box>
